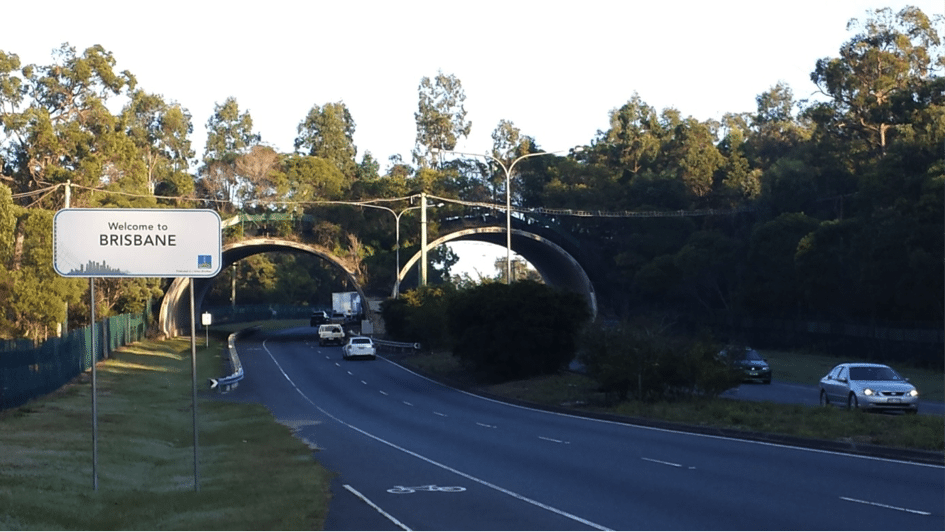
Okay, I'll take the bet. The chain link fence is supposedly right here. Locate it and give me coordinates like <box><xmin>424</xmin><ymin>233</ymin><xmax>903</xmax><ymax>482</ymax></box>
<box><xmin>0</xmin><ymin>310</ymin><xmax>148</xmax><ymax>410</ymax></box>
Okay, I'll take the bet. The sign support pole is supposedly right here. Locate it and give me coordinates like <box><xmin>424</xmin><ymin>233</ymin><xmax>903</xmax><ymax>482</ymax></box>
<box><xmin>90</xmin><ymin>278</ymin><xmax>98</xmax><ymax>491</ymax></box>
<box><xmin>190</xmin><ymin>280</ymin><xmax>200</xmax><ymax>492</ymax></box>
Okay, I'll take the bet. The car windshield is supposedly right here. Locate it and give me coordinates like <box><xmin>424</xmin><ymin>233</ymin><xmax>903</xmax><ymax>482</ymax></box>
<box><xmin>745</xmin><ymin>350</ymin><xmax>764</xmax><ymax>361</ymax></box>
<box><xmin>352</xmin><ymin>338</ymin><xmax>371</xmax><ymax>345</ymax></box>
<box><xmin>849</xmin><ymin>366</ymin><xmax>901</xmax><ymax>381</ymax></box>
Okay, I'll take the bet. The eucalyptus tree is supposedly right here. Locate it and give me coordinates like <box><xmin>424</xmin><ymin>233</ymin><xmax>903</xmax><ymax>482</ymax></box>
<box><xmin>121</xmin><ymin>90</ymin><xmax>195</xmax><ymax>202</ymax></box>
<box><xmin>745</xmin><ymin>82</ymin><xmax>810</xmax><ymax>169</ymax></box>
<box><xmin>413</xmin><ymin>71</ymin><xmax>471</xmax><ymax>168</ymax></box>
<box><xmin>600</xmin><ymin>93</ymin><xmax>662</xmax><ymax>177</ymax></box>
<box><xmin>0</xmin><ymin>44</ymin><xmax>140</xmax><ymax>209</ymax></box>
<box><xmin>294</xmin><ymin>101</ymin><xmax>358</xmax><ymax>178</ymax></box>
<box><xmin>198</xmin><ymin>97</ymin><xmax>261</xmax><ymax>213</ymax></box>
<box><xmin>809</xmin><ymin>6</ymin><xmax>942</xmax><ymax>158</ymax></box>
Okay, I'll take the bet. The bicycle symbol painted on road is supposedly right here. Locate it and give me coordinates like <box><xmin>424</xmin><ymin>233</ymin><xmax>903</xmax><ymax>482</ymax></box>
<box><xmin>387</xmin><ymin>484</ymin><xmax>466</xmax><ymax>494</ymax></box>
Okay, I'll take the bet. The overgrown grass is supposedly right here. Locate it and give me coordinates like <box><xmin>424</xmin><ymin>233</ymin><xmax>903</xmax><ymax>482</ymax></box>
<box><xmin>0</xmin><ymin>337</ymin><xmax>332</xmax><ymax>530</ymax></box>
<box><xmin>403</xmin><ymin>351</ymin><xmax>945</xmax><ymax>453</ymax></box>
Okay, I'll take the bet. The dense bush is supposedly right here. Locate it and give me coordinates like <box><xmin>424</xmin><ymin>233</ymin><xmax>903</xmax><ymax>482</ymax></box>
<box><xmin>446</xmin><ymin>280</ymin><xmax>591</xmax><ymax>382</ymax></box>
<box><xmin>380</xmin><ymin>285</ymin><xmax>454</xmax><ymax>349</ymax></box>
<box><xmin>578</xmin><ymin>316</ymin><xmax>742</xmax><ymax>402</ymax></box>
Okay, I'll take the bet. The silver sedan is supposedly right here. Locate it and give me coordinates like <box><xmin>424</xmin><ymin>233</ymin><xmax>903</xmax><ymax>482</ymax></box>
<box><xmin>819</xmin><ymin>363</ymin><xmax>919</xmax><ymax>414</ymax></box>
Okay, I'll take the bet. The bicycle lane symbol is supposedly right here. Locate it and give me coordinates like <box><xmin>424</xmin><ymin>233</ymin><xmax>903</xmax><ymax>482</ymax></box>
<box><xmin>387</xmin><ymin>485</ymin><xmax>466</xmax><ymax>494</ymax></box>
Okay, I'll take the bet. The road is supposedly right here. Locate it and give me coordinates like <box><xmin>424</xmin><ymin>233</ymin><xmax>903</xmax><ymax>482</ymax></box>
<box><xmin>224</xmin><ymin>327</ymin><xmax>944</xmax><ymax>530</ymax></box>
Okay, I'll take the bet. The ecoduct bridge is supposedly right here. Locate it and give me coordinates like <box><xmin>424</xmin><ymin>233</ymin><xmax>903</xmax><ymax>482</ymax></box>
<box><xmin>159</xmin><ymin>215</ymin><xmax>597</xmax><ymax>338</ymax></box>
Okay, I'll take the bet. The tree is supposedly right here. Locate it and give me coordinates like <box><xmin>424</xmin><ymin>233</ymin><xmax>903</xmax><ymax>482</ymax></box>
<box><xmin>810</xmin><ymin>6</ymin><xmax>943</xmax><ymax>157</ymax></box>
<box><xmin>447</xmin><ymin>281</ymin><xmax>590</xmax><ymax>382</ymax></box>
<box><xmin>601</xmin><ymin>93</ymin><xmax>662</xmax><ymax>176</ymax></box>
<box><xmin>413</xmin><ymin>71</ymin><xmax>472</xmax><ymax>167</ymax></box>
<box><xmin>120</xmin><ymin>90</ymin><xmax>195</xmax><ymax>201</ymax></box>
<box><xmin>294</xmin><ymin>101</ymin><xmax>358</xmax><ymax>178</ymax></box>
<box><xmin>746</xmin><ymin>83</ymin><xmax>811</xmax><ymax>170</ymax></box>
<box><xmin>197</xmin><ymin>97</ymin><xmax>261</xmax><ymax>212</ymax></box>
<box><xmin>203</xmin><ymin>97</ymin><xmax>260</xmax><ymax>162</ymax></box>
<box><xmin>738</xmin><ymin>213</ymin><xmax>820</xmax><ymax>317</ymax></box>
<box><xmin>0</xmin><ymin>44</ymin><xmax>139</xmax><ymax>208</ymax></box>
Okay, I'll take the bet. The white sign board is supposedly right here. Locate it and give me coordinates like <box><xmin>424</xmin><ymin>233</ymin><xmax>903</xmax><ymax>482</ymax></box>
<box><xmin>54</xmin><ymin>209</ymin><xmax>222</xmax><ymax>278</ymax></box>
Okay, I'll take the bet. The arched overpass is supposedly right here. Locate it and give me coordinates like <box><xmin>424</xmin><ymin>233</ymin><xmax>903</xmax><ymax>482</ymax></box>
<box><xmin>398</xmin><ymin>226</ymin><xmax>598</xmax><ymax>317</ymax></box>
<box><xmin>159</xmin><ymin>237</ymin><xmax>371</xmax><ymax>337</ymax></box>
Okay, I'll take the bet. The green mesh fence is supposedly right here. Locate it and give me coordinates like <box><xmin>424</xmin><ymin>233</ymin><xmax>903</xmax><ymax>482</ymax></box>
<box><xmin>0</xmin><ymin>310</ymin><xmax>149</xmax><ymax>410</ymax></box>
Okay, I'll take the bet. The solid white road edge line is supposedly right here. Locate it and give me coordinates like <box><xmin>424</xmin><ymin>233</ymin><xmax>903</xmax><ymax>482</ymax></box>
<box><xmin>839</xmin><ymin>496</ymin><xmax>931</xmax><ymax>516</ymax></box>
<box><xmin>261</xmin><ymin>340</ymin><xmax>611</xmax><ymax>532</ymax></box>
<box><xmin>343</xmin><ymin>484</ymin><xmax>411</xmax><ymax>531</ymax></box>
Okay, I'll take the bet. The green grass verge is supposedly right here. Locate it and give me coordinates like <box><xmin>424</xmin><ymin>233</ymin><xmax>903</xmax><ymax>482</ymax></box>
<box><xmin>404</xmin><ymin>351</ymin><xmax>945</xmax><ymax>453</ymax></box>
<box><xmin>0</xmin><ymin>337</ymin><xmax>332</xmax><ymax>530</ymax></box>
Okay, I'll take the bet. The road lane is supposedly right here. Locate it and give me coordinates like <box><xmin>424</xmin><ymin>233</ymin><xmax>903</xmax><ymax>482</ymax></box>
<box><xmin>224</xmin><ymin>328</ymin><xmax>945</xmax><ymax>530</ymax></box>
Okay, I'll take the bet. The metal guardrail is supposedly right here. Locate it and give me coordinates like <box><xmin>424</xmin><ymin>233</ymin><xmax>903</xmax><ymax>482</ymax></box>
<box><xmin>208</xmin><ymin>329</ymin><xmax>251</xmax><ymax>392</ymax></box>
<box><xmin>371</xmin><ymin>338</ymin><xmax>421</xmax><ymax>354</ymax></box>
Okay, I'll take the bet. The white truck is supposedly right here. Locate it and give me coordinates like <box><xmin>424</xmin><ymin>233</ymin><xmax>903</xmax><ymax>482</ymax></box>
<box><xmin>332</xmin><ymin>292</ymin><xmax>362</xmax><ymax>321</ymax></box>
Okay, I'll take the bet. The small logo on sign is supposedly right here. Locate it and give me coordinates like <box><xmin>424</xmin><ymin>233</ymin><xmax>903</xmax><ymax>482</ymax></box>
<box><xmin>197</xmin><ymin>255</ymin><xmax>212</xmax><ymax>269</ymax></box>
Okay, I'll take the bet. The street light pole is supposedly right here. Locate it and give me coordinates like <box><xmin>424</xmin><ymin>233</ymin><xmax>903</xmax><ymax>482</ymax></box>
<box><xmin>357</xmin><ymin>197</ymin><xmax>442</xmax><ymax>298</ymax></box>
<box><xmin>432</xmin><ymin>147</ymin><xmax>581</xmax><ymax>284</ymax></box>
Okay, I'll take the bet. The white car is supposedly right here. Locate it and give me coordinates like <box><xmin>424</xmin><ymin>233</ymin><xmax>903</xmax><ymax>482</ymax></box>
<box><xmin>819</xmin><ymin>363</ymin><xmax>919</xmax><ymax>414</ymax></box>
<box><xmin>342</xmin><ymin>336</ymin><xmax>376</xmax><ymax>360</ymax></box>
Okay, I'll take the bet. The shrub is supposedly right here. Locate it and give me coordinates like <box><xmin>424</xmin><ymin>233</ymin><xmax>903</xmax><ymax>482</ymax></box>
<box><xmin>447</xmin><ymin>280</ymin><xmax>590</xmax><ymax>382</ymax></box>
<box><xmin>578</xmin><ymin>316</ymin><xmax>741</xmax><ymax>402</ymax></box>
<box><xmin>380</xmin><ymin>285</ymin><xmax>454</xmax><ymax>349</ymax></box>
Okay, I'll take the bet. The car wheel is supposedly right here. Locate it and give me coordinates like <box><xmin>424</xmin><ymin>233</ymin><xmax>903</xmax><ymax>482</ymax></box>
<box><xmin>819</xmin><ymin>390</ymin><xmax>830</xmax><ymax>407</ymax></box>
<box><xmin>847</xmin><ymin>393</ymin><xmax>858</xmax><ymax>410</ymax></box>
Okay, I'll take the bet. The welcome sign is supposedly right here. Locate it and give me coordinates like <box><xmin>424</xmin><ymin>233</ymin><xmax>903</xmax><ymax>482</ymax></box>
<box><xmin>54</xmin><ymin>209</ymin><xmax>222</xmax><ymax>278</ymax></box>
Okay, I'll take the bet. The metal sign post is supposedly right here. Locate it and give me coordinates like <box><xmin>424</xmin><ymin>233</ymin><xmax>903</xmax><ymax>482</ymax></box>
<box><xmin>53</xmin><ymin>209</ymin><xmax>221</xmax><ymax>492</ymax></box>
<box><xmin>202</xmin><ymin>312</ymin><xmax>212</xmax><ymax>348</ymax></box>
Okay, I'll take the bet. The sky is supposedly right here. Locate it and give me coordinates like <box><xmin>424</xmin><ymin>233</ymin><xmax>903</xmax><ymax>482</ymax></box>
<box><xmin>3</xmin><ymin>0</ymin><xmax>941</xmax><ymax>277</ymax></box>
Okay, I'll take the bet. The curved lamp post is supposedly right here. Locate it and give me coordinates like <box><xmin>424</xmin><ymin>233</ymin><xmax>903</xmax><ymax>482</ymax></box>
<box><xmin>432</xmin><ymin>147</ymin><xmax>581</xmax><ymax>284</ymax></box>
<box><xmin>360</xmin><ymin>196</ymin><xmax>443</xmax><ymax>297</ymax></box>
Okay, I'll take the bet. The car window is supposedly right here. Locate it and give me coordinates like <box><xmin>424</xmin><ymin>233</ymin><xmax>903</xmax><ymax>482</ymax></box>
<box><xmin>352</xmin><ymin>338</ymin><xmax>371</xmax><ymax>345</ymax></box>
<box><xmin>849</xmin><ymin>366</ymin><xmax>900</xmax><ymax>381</ymax></box>
<box><xmin>837</xmin><ymin>367</ymin><xmax>848</xmax><ymax>381</ymax></box>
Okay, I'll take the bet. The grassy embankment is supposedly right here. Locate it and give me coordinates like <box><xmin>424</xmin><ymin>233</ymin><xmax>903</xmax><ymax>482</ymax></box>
<box><xmin>403</xmin><ymin>347</ymin><xmax>945</xmax><ymax>453</ymax></box>
<box><xmin>0</xmin><ymin>333</ymin><xmax>331</xmax><ymax>530</ymax></box>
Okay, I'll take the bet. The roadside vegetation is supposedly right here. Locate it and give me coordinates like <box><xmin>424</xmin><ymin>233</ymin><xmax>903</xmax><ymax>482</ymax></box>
<box><xmin>385</xmin><ymin>283</ymin><xmax>943</xmax><ymax>454</ymax></box>
<box><xmin>401</xmin><ymin>348</ymin><xmax>944</xmax><ymax>452</ymax></box>
<box><xmin>0</xmin><ymin>336</ymin><xmax>331</xmax><ymax>530</ymax></box>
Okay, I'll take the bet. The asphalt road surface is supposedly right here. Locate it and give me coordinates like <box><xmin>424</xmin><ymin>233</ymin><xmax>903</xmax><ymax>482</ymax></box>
<box><xmin>223</xmin><ymin>327</ymin><xmax>945</xmax><ymax>531</ymax></box>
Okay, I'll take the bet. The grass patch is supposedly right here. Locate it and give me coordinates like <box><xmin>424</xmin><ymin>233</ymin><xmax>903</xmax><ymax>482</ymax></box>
<box><xmin>0</xmin><ymin>337</ymin><xmax>332</xmax><ymax>530</ymax></box>
<box><xmin>404</xmin><ymin>351</ymin><xmax>945</xmax><ymax>454</ymax></box>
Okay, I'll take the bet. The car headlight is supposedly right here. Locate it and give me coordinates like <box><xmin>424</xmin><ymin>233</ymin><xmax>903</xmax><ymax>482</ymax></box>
<box><xmin>863</xmin><ymin>388</ymin><xmax>875</xmax><ymax>396</ymax></box>
<box><xmin>909</xmin><ymin>389</ymin><xmax>918</xmax><ymax>397</ymax></box>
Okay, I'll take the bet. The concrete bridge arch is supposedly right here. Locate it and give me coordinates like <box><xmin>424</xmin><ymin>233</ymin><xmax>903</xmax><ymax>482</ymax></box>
<box><xmin>159</xmin><ymin>237</ymin><xmax>371</xmax><ymax>337</ymax></box>
<box><xmin>398</xmin><ymin>226</ymin><xmax>597</xmax><ymax>317</ymax></box>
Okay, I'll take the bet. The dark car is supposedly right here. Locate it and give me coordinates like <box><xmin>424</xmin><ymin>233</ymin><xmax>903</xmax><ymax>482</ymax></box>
<box><xmin>310</xmin><ymin>310</ymin><xmax>329</xmax><ymax>327</ymax></box>
<box><xmin>719</xmin><ymin>346</ymin><xmax>772</xmax><ymax>384</ymax></box>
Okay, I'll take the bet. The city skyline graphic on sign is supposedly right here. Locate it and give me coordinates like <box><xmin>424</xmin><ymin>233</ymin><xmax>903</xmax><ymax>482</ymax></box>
<box><xmin>67</xmin><ymin>259</ymin><xmax>128</xmax><ymax>276</ymax></box>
